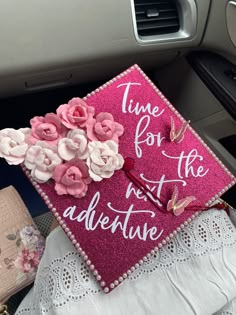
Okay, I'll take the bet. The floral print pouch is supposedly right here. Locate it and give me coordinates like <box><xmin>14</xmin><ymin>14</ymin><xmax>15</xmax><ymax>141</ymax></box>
<box><xmin>0</xmin><ymin>185</ymin><xmax>45</xmax><ymax>305</ymax></box>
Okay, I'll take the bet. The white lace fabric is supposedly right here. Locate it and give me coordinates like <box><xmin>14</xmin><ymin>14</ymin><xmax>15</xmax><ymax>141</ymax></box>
<box><xmin>15</xmin><ymin>209</ymin><xmax>236</xmax><ymax>315</ymax></box>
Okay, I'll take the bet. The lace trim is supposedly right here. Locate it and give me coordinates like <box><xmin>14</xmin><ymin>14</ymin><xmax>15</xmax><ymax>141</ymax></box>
<box><xmin>16</xmin><ymin>210</ymin><xmax>236</xmax><ymax>314</ymax></box>
<box><xmin>129</xmin><ymin>210</ymin><xmax>236</xmax><ymax>280</ymax></box>
<box><xmin>16</xmin><ymin>252</ymin><xmax>101</xmax><ymax>314</ymax></box>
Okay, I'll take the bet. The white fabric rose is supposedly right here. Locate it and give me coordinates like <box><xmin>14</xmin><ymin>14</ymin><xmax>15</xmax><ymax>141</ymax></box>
<box><xmin>0</xmin><ymin>128</ymin><xmax>30</xmax><ymax>165</ymax></box>
<box><xmin>86</xmin><ymin>140</ymin><xmax>124</xmax><ymax>181</ymax></box>
<box><xmin>24</xmin><ymin>141</ymin><xmax>62</xmax><ymax>183</ymax></box>
<box><xmin>58</xmin><ymin>129</ymin><xmax>89</xmax><ymax>161</ymax></box>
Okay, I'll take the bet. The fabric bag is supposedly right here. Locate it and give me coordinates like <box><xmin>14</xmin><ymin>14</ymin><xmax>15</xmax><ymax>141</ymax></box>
<box><xmin>0</xmin><ymin>185</ymin><xmax>45</xmax><ymax>313</ymax></box>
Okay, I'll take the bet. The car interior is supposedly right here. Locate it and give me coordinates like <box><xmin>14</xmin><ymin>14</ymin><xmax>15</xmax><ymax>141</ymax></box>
<box><xmin>0</xmin><ymin>0</ymin><xmax>236</xmax><ymax>313</ymax></box>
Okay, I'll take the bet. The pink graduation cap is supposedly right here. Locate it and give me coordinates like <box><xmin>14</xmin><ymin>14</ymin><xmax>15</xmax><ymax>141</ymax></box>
<box><xmin>1</xmin><ymin>64</ymin><xmax>235</xmax><ymax>294</ymax></box>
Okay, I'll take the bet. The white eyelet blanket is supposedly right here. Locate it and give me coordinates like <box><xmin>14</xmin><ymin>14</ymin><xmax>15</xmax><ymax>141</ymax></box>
<box><xmin>15</xmin><ymin>209</ymin><xmax>236</xmax><ymax>315</ymax></box>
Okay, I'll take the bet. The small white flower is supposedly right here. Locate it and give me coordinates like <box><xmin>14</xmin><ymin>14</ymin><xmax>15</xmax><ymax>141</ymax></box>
<box><xmin>19</xmin><ymin>225</ymin><xmax>41</xmax><ymax>247</ymax></box>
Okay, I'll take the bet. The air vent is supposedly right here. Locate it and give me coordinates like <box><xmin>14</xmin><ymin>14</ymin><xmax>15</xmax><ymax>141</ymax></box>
<box><xmin>134</xmin><ymin>0</ymin><xmax>180</xmax><ymax>37</ymax></box>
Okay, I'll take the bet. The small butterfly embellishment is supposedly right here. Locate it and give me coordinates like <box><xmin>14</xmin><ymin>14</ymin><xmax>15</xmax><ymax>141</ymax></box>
<box><xmin>167</xmin><ymin>185</ymin><xmax>196</xmax><ymax>216</ymax></box>
<box><xmin>170</xmin><ymin>116</ymin><xmax>190</xmax><ymax>144</ymax></box>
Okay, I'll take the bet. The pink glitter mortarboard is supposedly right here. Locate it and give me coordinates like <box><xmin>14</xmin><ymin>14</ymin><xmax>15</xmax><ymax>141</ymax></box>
<box><xmin>22</xmin><ymin>64</ymin><xmax>236</xmax><ymax>293</ymax></box>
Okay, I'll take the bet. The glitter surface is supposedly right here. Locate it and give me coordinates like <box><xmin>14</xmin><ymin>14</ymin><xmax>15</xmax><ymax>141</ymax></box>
<box><xmin>22</xmin><ymin>65</ymin><xmax>236</xmax><ymax>293</ymax></box>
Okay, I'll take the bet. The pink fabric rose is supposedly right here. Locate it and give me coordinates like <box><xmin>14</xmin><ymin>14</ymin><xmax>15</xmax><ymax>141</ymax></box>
<box><xmin>86</xmin><ymin>140</ymin><xmax>124</xmax><ymax>181</ymax></box>
<box><xmin>86</xmin><ymin>112</ymin><xmax>124</xmax><ymax>143</ymax></box>
<box><xmin>56</xmin><ymin>97</ymin><xmax>95</xmax><ymax>129</ymax></box>
<box><xmin>58</xmin><ymin>129</ymin><xmax>89</xmax><ymax>161</ymax></box>
<box><xmin>14</xmin><ymin>249</ymin><xmax>40</xmax><ymax>273</ymax></box>
<box><xmin>0</xmin><ymin>128</ymin><xmax>30</xmax><ymax>165</ymax></box>
<box><xmin>24</xmin><ymin>141</ymin><xmax>62</xmax><ymax>183</ymax></box>
<box><xmin>29</xmin><ymin>113</ymin><xmax>67</xmax><ymax>145</ymax></box>
<box><xmin>53</xmin><ymin>158</ymin><xmax>92</xmax><ymax>198</ymax></box>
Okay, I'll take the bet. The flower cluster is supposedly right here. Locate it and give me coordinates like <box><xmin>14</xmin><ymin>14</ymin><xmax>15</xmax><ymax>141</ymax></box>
<box><xmin>5</xmin><ymin>224</ymin><xmax>45</xmax><ymax>273</ymax></box>
<box><xmin>0</xmin><ymin>98</ymin><xmax>124</xmax><ymax>198</ymax></box>
<box><xmin>14</xmin><ymin>225</ymin><xmax>45</xmax><ymax>273</ymax></box>
<box><xmin>14</xmin><ymin>249</ymin><xmax>40</xmax><ymax>274</ymax></box>
<box><xmin>19</xmin><ymin>225</ymin><xmax>45</xmax><ymax>258</ymax></box>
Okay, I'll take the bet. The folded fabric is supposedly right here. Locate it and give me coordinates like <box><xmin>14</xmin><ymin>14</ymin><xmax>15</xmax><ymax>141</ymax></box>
<box><xmin>15</xmin><ymin>209</ymin><xmax>236</xmax><ymax>315</ymax></box>
<box><xmin>0</xmin><ymin>186</ymin><xmax>45</xmax><ymax>307</ymax></box>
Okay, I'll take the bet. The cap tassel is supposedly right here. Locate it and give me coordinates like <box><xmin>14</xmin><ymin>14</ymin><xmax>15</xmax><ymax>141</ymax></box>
<box><xmin>187</xmin><ymin>202</ymin><xmax>230</xmax><ymax>216</ymax></box>
<box><xmin>123</xmin><ymin>157</ymin><xmax>166</xmax><ymax>213</ymax></box>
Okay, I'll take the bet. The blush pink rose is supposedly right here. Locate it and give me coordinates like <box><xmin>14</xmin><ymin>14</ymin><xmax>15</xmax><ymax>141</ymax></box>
<box><xmin>14</xmin><ymin>249</ymin><xmax>40</xmax><ymax>273</ymax></box>
<box><xmin>53</xmin><ymin>158</ymin><xmax>92</xmax><ymax>198</ymax></box>
<box><xmin>24</xmin><ymin>141</ymin><xmax>62</xmax><ymax>183</ymax></box>
<box><xmin>28</xmin><ymin>113</ymin><xmax>67</xmax><ymax>145</ymax></box>
<box><xmin>86</xmin><ymin>112</ymin><xmax>124</xmax><ymax>143</ymax></box>
<box><xmin>0</xmin><ymin>128</ymin><xmax>30</xmax><ymax>165</ymax></box>
<box><xmin>58</xmin><ymin>129</ymin><xmax>89</xmax><ymax>161</ymax></box>
<box><xmin>56</xmin><ymin>97</ymin><xmax>95</xmax><ymax>129</ymax></box>
<box><xmin>86</xmin><ymin>140</ymin><xmax>124</xmax><ymax>181</ymax></box>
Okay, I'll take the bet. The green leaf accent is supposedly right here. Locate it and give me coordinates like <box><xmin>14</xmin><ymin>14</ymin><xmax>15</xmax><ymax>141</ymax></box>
<box><xmin>7</xmin><ymin>265</ymin><xmax>14</xmax><ymax>270</ymax></box>
<box><xmin>6</xmin><ymin>234</ymin><xmax>16</xmax><ymax>240</ymax></box>
<box><xmin>16</xmin><ymin>238</ymin><xmax>21</xmax><ymax>247</ymax></box>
